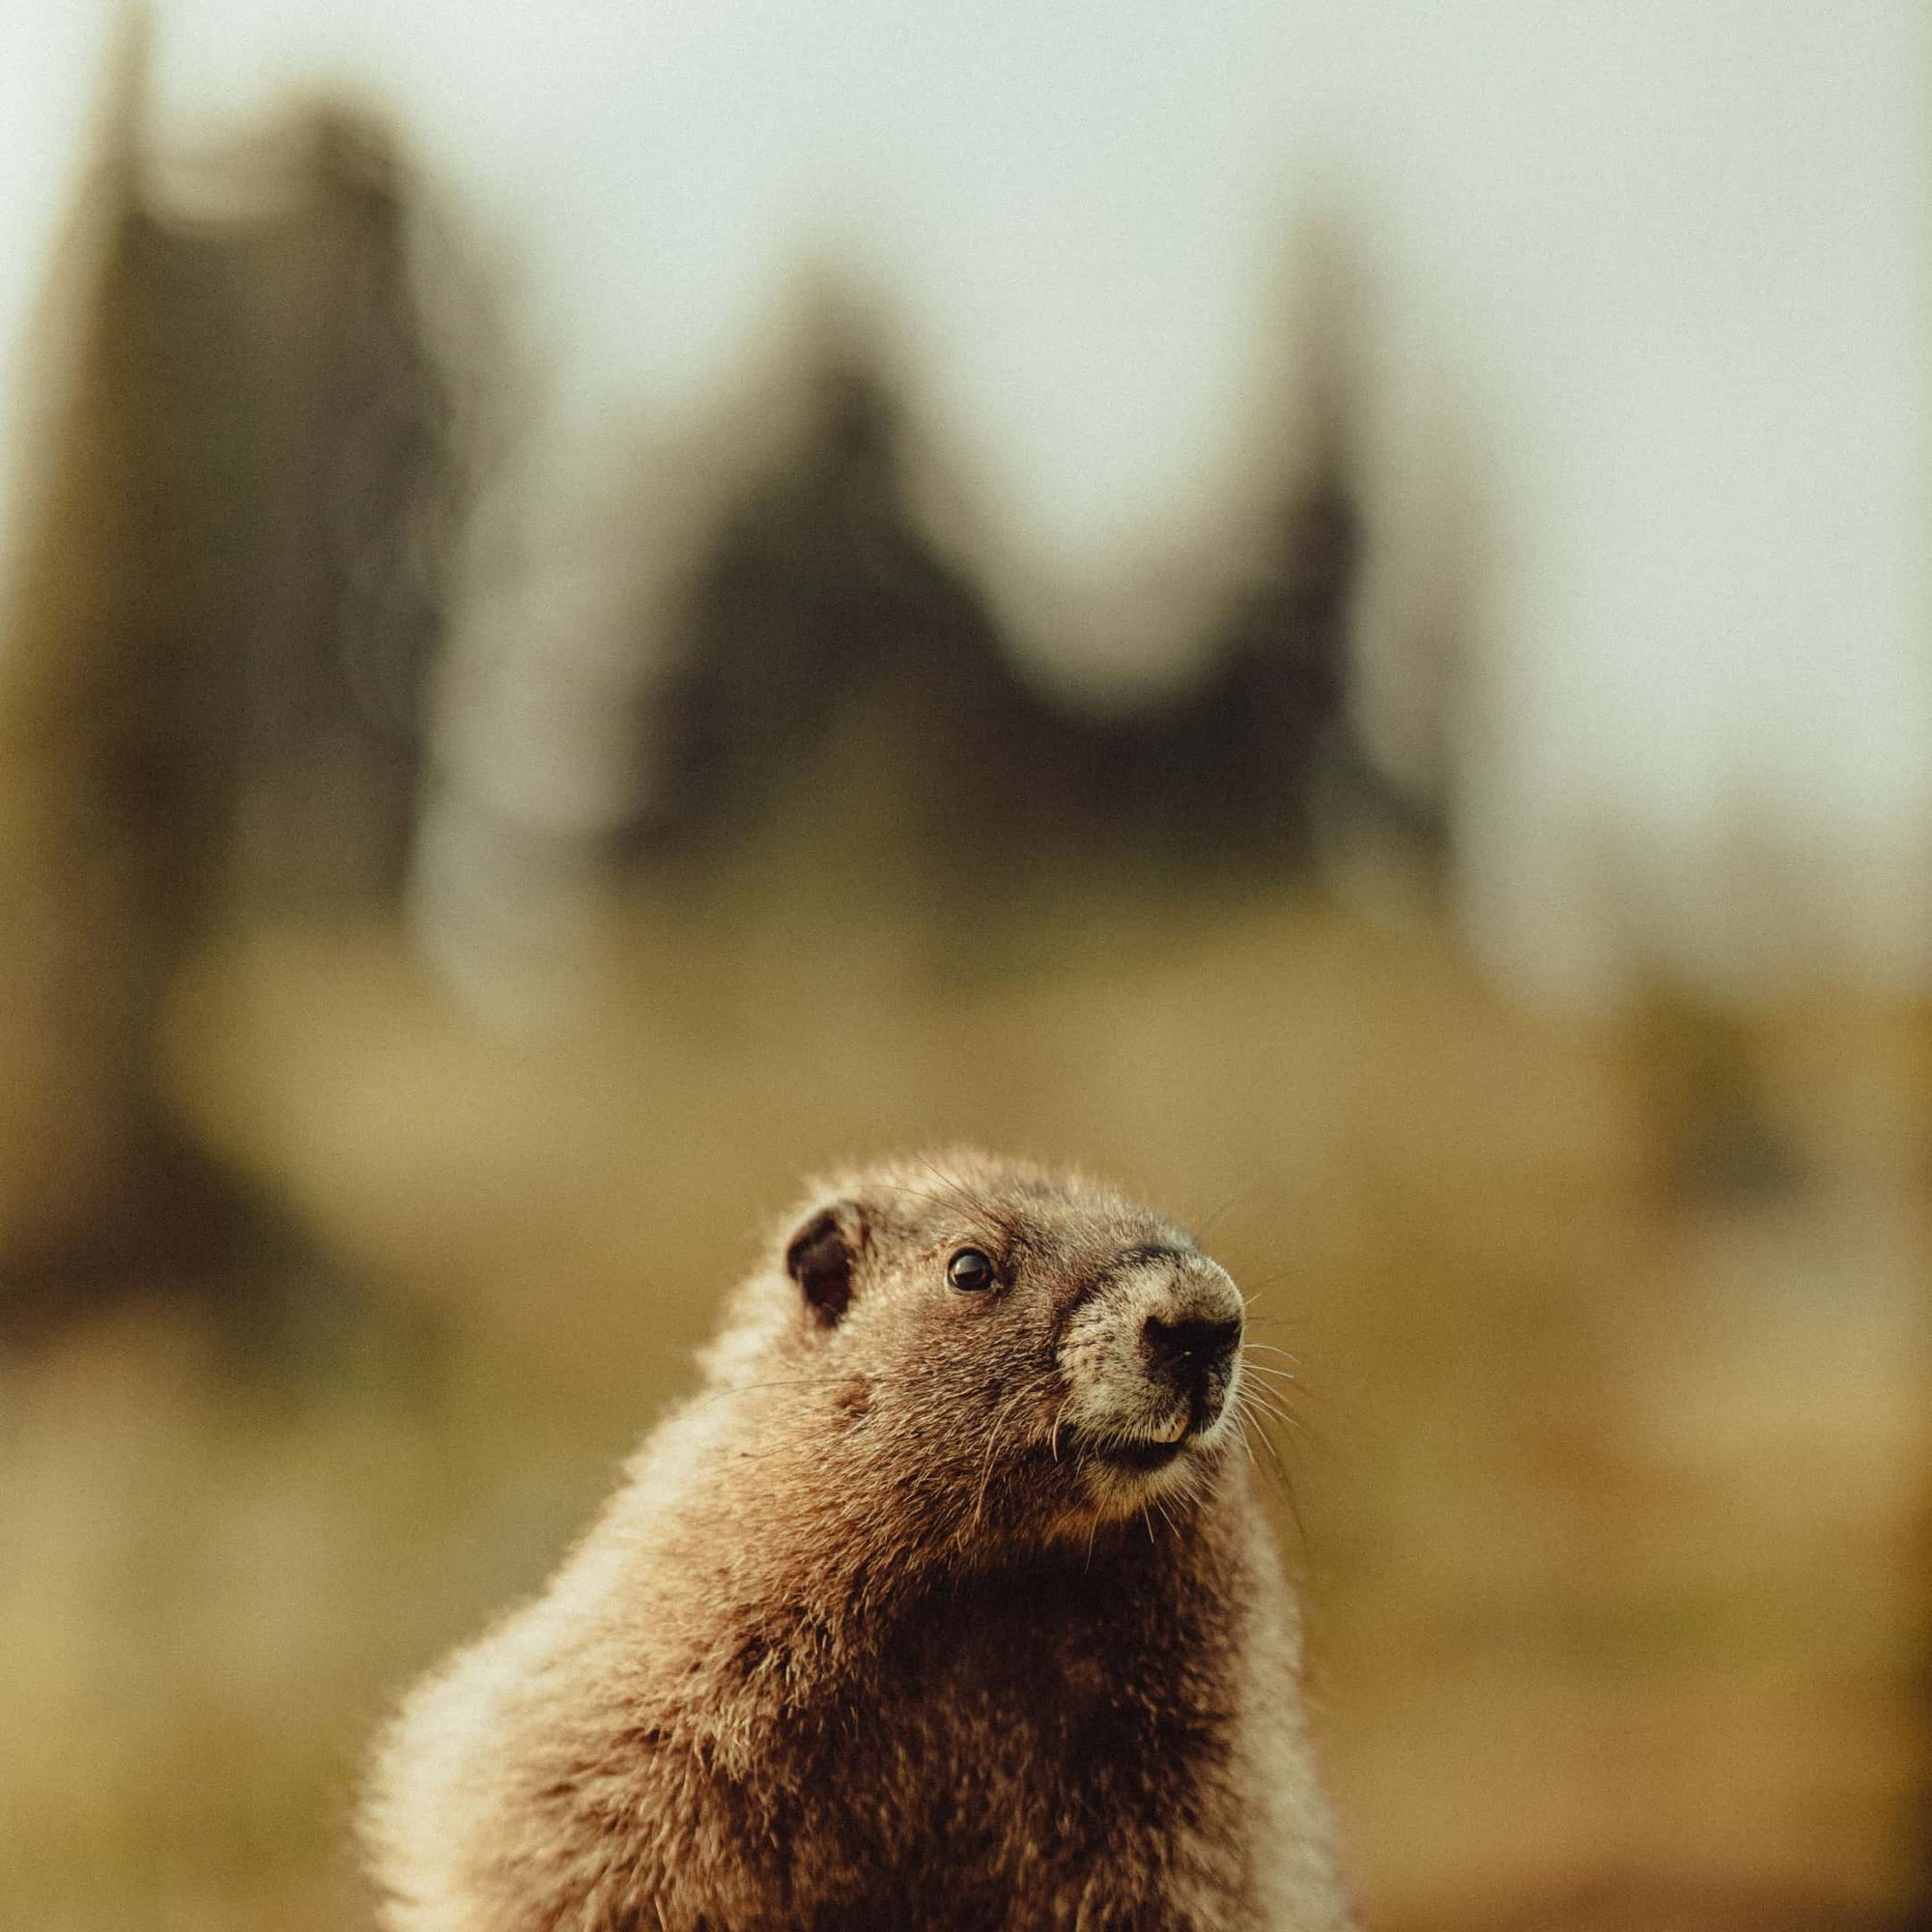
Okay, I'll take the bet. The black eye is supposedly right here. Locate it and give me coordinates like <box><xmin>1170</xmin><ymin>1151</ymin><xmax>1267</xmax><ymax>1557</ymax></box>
<box><xmin>947</xmin><ymin>1248</ymin><xmax>997</xmax><ymax>1293</ymax></box>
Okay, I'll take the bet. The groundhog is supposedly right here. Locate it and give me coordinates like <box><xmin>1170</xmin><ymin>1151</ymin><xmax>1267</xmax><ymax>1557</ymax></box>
<box><xmin>361</xmin><ymin>1151</ymin><xmax>1353</xmax><ymax>1930</ymax></box>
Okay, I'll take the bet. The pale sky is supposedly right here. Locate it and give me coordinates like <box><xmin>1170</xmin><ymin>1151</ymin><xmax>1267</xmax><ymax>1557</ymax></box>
<box><xmin>1</xmin><ymin>0</ymin><xmax>1924</xmax><ymax>1001</ymax></box>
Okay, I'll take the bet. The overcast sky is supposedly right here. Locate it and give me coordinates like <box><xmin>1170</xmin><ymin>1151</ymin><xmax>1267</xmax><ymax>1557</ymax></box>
<box><xmin>1</xmin><ymin>1</ymin><xmax>1923</xmax><ymax>999</ymax></box>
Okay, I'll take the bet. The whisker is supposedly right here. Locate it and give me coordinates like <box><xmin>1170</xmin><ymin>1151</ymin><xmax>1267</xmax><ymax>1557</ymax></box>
<box><xmin>1190</xmin><ymin>1177</ymin><xmax>1264</xmax><ymax>1248</ymax></box>
<box><xmin>1238</xmin><ymin>1361</ymin><xmax>1304</xmax><ymax>1389</ymax></box>
<box><xmin>1235</xmin><ymin>1408</ymin><xmax>1292</xmax><ymax>1511</ymax></box>
<box><xmin>875</xmin><ymin>1177</ymin><xmax>996</xmax><ymax>1225</ymax></box>
<box><xmin>968</xmin><ymin>1377</ymin><xmax>1047</xmax><ymax>1533</ymax></box>
<box><xmin>1237</xmin><ymin>1271</ymin><xmax>1301</xmax><ymax>1301</ymax></box>
<box><xmin>1237</xmin><ymin>1403</ymin><xmax>1307</xmax><ymax>1557</ymax></box>
<box><xmin>1238</xmin><ymin>1389</ymin><xmax>1308</xmax><ymax>1439</ymax></box>
<box><xmin>1241</xmin><ymin>1342</ymin><xmax>1305</xmax><ymax>1367</ymax></box>
<box><xmin>908</xmin><ymin>1153</ymin><xmax>1024</xmax><ymax>1248</ymax></box>
<box><xmin>1237</xmin><ymin>1378</ymin><xmax>1310</xmax><ymax>1421</ymax></box>
<box><xmin>1239</xmin><ymin>1350</ymin><xmax>1329</xmax><ymax>1413</ymax></box>
<box><xmin>911</xmin><ymin>1153</ymin><xmax>991</xmax><ymax>1223</ymax></box>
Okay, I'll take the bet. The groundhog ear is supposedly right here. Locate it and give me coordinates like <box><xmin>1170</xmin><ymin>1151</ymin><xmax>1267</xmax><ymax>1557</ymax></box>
<box><xmin>784</xmin><ymin>1202</ymin><xmax>863</xmax><ymax>1327</ymax></box>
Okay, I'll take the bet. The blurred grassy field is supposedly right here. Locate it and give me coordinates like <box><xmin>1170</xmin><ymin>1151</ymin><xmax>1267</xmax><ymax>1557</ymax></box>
<box><xmin>3</xmin><ymin>871</ymin><xmax>1928</xmax><ymax>1929</ymax></box>
<box><xmin>0</xmin><ymin>87</ymin><xmax>1922</xmax><ymax>1930</ymax></box>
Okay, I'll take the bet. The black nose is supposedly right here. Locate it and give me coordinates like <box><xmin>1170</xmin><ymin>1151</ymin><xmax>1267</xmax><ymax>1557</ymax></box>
<box><xmin>1142</xmin><ymin>1315</ymin><xmax>1242</xmax><ymax>1397</ymax></box>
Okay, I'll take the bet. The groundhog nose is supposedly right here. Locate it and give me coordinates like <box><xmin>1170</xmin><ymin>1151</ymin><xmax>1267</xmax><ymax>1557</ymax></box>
<box><xmin>1142</xmin><ymin>1315</ymin><xmax>1242</xmax><ymax>1395</ymax></box>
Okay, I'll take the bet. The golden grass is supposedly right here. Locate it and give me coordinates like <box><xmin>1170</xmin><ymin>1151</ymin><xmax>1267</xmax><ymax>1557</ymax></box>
<box><xmin>2</xmin><ymin>884</ymin><xmax>1925</xmax><ymax>1926</ymax></box>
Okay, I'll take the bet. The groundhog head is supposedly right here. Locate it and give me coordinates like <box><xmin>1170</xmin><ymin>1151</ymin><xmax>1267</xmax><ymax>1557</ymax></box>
<box><xmin>710</xmin><ymin>1151</ymin><xmax>1250</xmax><ymax>1564</ymax></box>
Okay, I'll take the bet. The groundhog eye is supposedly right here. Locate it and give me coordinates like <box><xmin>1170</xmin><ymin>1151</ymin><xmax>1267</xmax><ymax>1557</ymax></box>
<box><xmin>946</xmin><ymin>1248</ymin><xmax>997</xmax><ymax>1293</ymax></box>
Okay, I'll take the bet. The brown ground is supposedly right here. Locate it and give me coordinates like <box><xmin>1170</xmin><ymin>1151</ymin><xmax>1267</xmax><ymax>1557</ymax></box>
<box><xmin>2</xmin><ymin>882</ymin><xmax>1927</xmax><ymax>1929</ymax></box>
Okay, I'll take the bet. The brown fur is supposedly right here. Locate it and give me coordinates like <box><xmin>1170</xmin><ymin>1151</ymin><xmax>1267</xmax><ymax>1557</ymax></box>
<box><xmin>361</xmin><ymin>1151</ymin><xmax>1352</xmax><ymax>1930</ymax></box>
